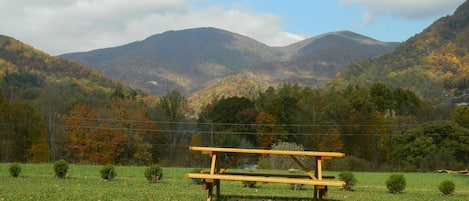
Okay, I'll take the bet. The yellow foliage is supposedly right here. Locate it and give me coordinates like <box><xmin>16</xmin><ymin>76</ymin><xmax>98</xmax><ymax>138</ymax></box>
<box><xmin>26</xmin><ymin>142</ymin><xmax>51</xmax><ymax>163</ymax></box>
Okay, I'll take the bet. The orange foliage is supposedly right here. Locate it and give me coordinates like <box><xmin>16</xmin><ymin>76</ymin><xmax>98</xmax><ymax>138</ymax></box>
<box><xmin>319</xmin><ymin>128</ymin><xmax>344</xmax><ymax>152</ymax></box>
<box><xmin>26</xmin><ymin>141</ymin><xmax>51</xmax><ymax>163</ymax></box>
<box><xmin>87</xmin><ymin>126</ymin><xmax>126</xmax><ymax>164</ymax></box>
<box><xmin>255</xmin><ymin>112</ymin><xmax>287</xmax><ymax>148</ymax></box>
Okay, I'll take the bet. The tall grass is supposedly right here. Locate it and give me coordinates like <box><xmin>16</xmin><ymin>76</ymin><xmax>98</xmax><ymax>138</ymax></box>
<box><xmin>1</xmin><ymin>163</ymin><xmax>468</xmax><ymax>200</ymax></box>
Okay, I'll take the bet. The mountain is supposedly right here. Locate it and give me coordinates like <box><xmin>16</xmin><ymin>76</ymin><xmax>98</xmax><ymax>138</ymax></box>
<box><xmin>0</xmin><ymin>35</ymin><xmax>141</xmax><ymax>116</ymax></box>
<box><xmin>275</xmin><ymin>31</ymin><xmax>399</xmax><ymax>78</ymax></box>
<box><xmin>60</xmin><ymin>28</ymin><xmax>398</xmax><ymax>97</ymax></box>
<box><xmin>335</xmin><ymin>0</ymin><xmax>469</xmax><ymax>104</ymax></box>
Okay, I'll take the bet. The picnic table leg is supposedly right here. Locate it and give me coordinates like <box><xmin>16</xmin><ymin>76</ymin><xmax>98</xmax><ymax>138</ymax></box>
<box><xmin>314</xmin><ymin>156</ymin><xmax>324</xmax><ymax>201</ymax></box>
<box><xmin>205</xmin><ymin>182</ymin><xmax>213</xmax><ymax>201</ymax></box>
<box><xmin>215</xmin><ymin>152</ymin><xmax>221</xmax><ymax>200</ymax></box>
<box><xmin>313</xmin><ymin>187</ymin><xmax>318</xmax><ymax>200</ymax></box>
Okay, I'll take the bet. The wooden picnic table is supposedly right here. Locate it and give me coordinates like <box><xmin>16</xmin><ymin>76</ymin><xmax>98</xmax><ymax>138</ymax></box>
<box><xmin>185</xmin><ymin>146</ymin><xmax>346</xmax><ymax>201</ymax></box>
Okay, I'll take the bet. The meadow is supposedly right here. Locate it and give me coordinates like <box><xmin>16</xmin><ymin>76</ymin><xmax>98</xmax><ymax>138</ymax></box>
<box><xmin>1</xmin><ymin>163</ymin><xmax>468</xmax><ymax>201</ymax></box>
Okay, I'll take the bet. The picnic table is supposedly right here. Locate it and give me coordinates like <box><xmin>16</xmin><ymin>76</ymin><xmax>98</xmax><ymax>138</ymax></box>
<box><xmin>185</xmin><ymin>146</ymin><xmax>346</xmax><ymax>201</ymax></box>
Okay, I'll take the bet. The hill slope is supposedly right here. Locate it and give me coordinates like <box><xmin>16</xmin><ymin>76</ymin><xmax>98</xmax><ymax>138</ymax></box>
<box><xmin>0</xmin><ymin>35</ymin><xmax>140</xmax><ymax>116</ymax></box>
<box><xmin>60</xmin><ymin>28</ymin><xmax>398</xmax><ymax>96</ymax></box>
<box><xmin>336</xmin><ymin>0</ymin><xmax>469</xmax><ymax>104</ymax></box>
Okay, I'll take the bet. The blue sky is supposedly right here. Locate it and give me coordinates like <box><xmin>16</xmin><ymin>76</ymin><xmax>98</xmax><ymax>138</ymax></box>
<box><xmin>212</xmin><ymin>0</ymin><xmax>463</xmax><ymax>42</ymax></box>
<box><xmin>0</xmin><ymin>0</ymin><xmax>464</xmax><ymax>55</ymax></box>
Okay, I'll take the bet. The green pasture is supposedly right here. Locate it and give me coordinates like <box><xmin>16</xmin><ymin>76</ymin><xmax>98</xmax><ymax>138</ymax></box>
<box><xmin>1</xmin><ymin>163</ymin><xmax>468</xmax><ymax>201</ymax></box>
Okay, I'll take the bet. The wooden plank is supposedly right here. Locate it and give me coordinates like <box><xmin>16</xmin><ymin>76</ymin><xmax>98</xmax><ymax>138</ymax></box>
<box><xmin>316</xmin><ymin>156</ymin><xmax>322</xmax><ymax>180</ymax></box>
<box><xmin>199</xmin><ymin>170</ymin><xmax>335</xmax><ymax>179</ymax></box>
<box><xmin>185</xmin><ymin>173</ymin><xmax>345</xmax><ymax>187</ymax></box>
<box><xmin>189</xmin><ymin>147</ymin><xmax>345</xmax><ymax>158</ymax></box>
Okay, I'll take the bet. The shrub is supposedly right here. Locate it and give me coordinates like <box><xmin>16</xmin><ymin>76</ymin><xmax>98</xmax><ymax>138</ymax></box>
<box><xmin>9</xmin><ymin>163</ymin><xmax>22</xmax><ymax>177</ymax></box>
<box><xmin>270</xmin><ymin>141</ymin><xmax>311</xmax><ymax>169</ymax></box>
<box><xmin>100</xmin><ymin>165</ymin><xmax>116</xmax><ymax>181</ymax></box>
<box><xmin>439</xmin><ymin>180</ymin><xmax>455</xmax><ymax>195</ymax></box>
<box><xmin>144</xmin><ymin>165</ymin><xmax>163</xmax><ymax>183</ymax></box>
<box><xmin>338</xmin><ymin>171</ymin><xmax>357</xmax><ymax>191</ymax></box>
<box><xmin>385</xmin><ymin>174</ymin><xmax>406</xmax><ymax>194</ymax></box>
<box><xmin>53</xmin><ymin>159</ymin><xmax>69</xmax><ymax>178</ymax></box>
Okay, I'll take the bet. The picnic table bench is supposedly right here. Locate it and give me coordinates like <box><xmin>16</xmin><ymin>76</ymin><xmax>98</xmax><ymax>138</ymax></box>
<box><xmin>185</xmin><ymin>146</ymin><xmax>346</xmax><ymax>201</ymax></box>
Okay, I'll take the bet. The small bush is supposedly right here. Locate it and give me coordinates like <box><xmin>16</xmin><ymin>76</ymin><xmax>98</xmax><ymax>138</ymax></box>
<box><xmin>439</xmin><ymin>180</ymin><xmax>455</xmax><ymax>195</ymax></box>
<box><xmin>9</xmin><ymin>163</ymin><xmax>22</xmax><ymax>177</ymax></box>
<box><xmin>339</xmin><ymin>171</ymin><xmax>357</xmax><ymax>191</ymax></box>
<box><xmin>385</xmin><ymin>174</ymin><xmax>406</xmax><ymax>194</ymax></box>
<box><xmin>53</xmin><ymin>159</ymin><xmax>69</xmax><ymax>178</ymax></box>
<box><xmin>144</xmin><ymin>165</ymin><xmax>163</xmax><ymax>183</ymax></box>
<box><xmin>100</xmin><ymin>165</ymin><xmax>116</xmax><ymax>181</ymax></box>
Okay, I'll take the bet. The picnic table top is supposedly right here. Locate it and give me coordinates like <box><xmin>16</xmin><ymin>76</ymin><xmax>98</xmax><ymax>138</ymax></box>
<box><xmin>189</xmin><ymin>146</ymin><xmax>345</xmax><ymax>157</ymax></box>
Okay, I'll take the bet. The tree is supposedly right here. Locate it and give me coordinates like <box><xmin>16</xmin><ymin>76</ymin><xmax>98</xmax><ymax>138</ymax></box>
<box><xmin>199</xmin><ymin>96</ymin><xmax>256</xmax><ymax>147</ymax></box>
<box><xmin>255</xmin><ymin>112</ymin><xmax>287</xmax><ymax>148</ymax></box>
<box><xmin>87</xmin><ymin>124</ymin><xmax>125</xmax><ymax>164</ymax></box>
<box><xmin>109</xmin><ymin>97</ymin><xmax>158</xmax><ymax>165</ymax></box>
<box><xmin>392</xmin><ymin>88</ymin><xmax>421</xmax><ymax>116</ymax></box>
<box><xmin>0</xmin><ymin>100</ymin><xmax>48</xmax><ymax>162</ymax></box>
<box><xmin>451</xmin><ymin>106</ymin><xmax>469</xmax><ymax>129</ymax></box>
<box><xmin>63</xmin><ymin>103</ymin><xmax>99</xmax><ymax>163</ymax></box>
<box><xmin>370</xmin><ymin>82</ymin><xmax>393</xmax><ymax>114</ymax></box>
<box><xmin>393</xmin><ymin>121</ymin><xmax>469</xmax><ymax>170</ymax></box>
<box><xmin>319</xmin><ymin>128</ymin><xmax>344</xmax><ymax>152</ymax></box>
<box><xmin>154</xmin><ymin>90</ymin><xmax>189</xmax><ymax>152</ymax></box>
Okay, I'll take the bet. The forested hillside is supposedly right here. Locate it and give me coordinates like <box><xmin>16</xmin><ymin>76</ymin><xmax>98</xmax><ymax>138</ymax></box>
<box><xmin>0</xmin><ymin>35</ymin><xmax>165</xmax><ymax>163</ymax></box>
<box><xmin>336</xmin><ymin>0</ymin><xmax>469</xmax><ymax>105</ymax></box>
<box><xmin>0</xmin><ymin>35</ymin><xmax>142</xmax><ymax>114</ymax></box>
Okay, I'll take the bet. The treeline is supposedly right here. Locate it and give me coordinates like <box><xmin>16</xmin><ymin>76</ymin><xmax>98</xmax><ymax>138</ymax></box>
<box><xmin>1</xmin><ymin>82</ymin><xmax>469</xmax><ymax>171</ymax></box>
<box><xmin>195</xmin><ymin>83</ymin><xmax>469</xmax><ymax>171</ymax></box>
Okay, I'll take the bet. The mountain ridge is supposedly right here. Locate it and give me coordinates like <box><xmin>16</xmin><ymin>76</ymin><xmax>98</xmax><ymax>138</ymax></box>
<box><xmin>60</xmin><ymin>27</ymin><xmax>398</xmax><ymax>97</ymax></box>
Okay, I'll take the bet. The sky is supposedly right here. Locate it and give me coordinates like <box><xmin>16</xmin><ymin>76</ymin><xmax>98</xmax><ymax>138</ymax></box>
<box><xmin>0</xmin><ymin>0</ymin><xmax>465</xmax><ymax>55</ymax></box>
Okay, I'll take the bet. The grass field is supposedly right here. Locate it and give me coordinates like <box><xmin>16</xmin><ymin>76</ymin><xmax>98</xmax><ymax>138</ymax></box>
<box><xmin>1</xmin><ymin>163</ymin><xmax>468</xmax><ymax>201</ymax></box>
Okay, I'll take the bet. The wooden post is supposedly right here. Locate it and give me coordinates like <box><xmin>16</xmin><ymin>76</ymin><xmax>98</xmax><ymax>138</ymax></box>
<box><xmin>206</xmin><ymin>182</ymin><xmax>213</xmax><ymax>201</ymax></box>
<box><xmin>215</xmin><ymin>152</ymin><xmax>220</xmax><ymax>200</ymax></box>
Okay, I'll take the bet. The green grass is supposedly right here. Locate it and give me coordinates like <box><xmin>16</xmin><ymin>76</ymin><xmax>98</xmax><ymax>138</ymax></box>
<box><xmin>1</xmin><ymin>163</ymin><xmax>468</xmax><ymax>200</ymax></box>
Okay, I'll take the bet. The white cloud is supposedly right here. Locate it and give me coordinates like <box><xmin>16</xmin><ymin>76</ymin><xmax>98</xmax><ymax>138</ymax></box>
<box><xmin>0</xmin><ymin>0</ymin><xmax>304</xmax><ymax>55</ymax></box>
<box><xmin>340</xmin><ymin>0</ymin><xmax>465</xmax><ymax>25</ymax></box>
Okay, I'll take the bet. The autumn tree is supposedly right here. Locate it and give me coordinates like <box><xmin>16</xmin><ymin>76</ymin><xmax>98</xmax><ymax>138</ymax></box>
<box><xmin>63</xmin><ymin>103</ymin><xmax>98</xmax><ymax>163</ymax></box>
<box><xmin>109</xmin><ymin>97</ymin><xmax>158</xmax><ymax>164</ymax></box>
<box><xmin>87</xmin><ymin>123</ymin><xmax>125</xmax><ymax>164</ymax></box>
<box><xmin>255</xmin><ymin>112</ymin><xmax>287</xmax><ymax>148</ymax></box>
<box><xmin>319</xmin><ymin>128</ymin><xmax>344</xmax><ymax>152</ymax></box>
